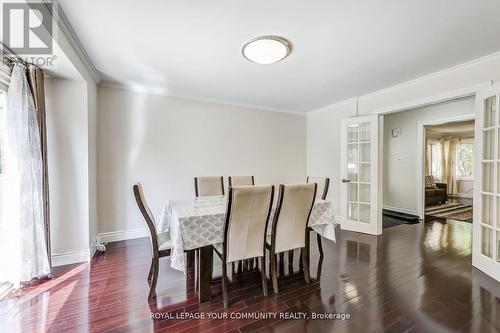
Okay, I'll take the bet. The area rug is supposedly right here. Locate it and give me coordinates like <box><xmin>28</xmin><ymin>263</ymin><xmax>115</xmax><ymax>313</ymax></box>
<box><xmin>425</xmin><ymin>203</ymin><xmax>473</xmax><ymax>223</ymax></box>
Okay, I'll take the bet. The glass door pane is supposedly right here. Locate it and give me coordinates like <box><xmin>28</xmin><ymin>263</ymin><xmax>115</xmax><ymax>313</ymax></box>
<box><xmin>482</xmin><ymin>226</ymin><xmax>492</xmax><ymax>258</ymax></box>
<box><xmin>345</xmin><ymin>121</ymin><xmax>371</xmax><ymax>224</ymax></box>
<box><xmin>473</xmin><ymin>86</ymin><xmax>500</xmax><ymax>282</ymax></box>
<box><xmin>479</xmin><ymin>93</ymin><xmax>500</xmax><ymax>268</ymax></box>
<box><xmin>484</xmin><ymin>96</ymin><xmax>496</xmax><ymax>127</ymax></box>
<box><xmin>483</xmin><ymin>129</ymin><xmax>495</xmax><ymax>160</ymax></box>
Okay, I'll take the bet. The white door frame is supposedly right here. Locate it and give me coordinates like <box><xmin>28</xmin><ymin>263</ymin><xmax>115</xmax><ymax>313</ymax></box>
<box><xmin>371</xmin><ymin>84</ymin><xmax>487</xmax><ymax>116</ymax></box>
<box><xmin>472</xmin><ymin>84</ymin><xmax>500</xmax><ymax>282</ymax></box>
<box><xmin>340</xmin><ymin>115</ymin><xmax>383</xmax><ymax>235</ymax></box>
<box><xmin>416</xmin><ymin>114</ymin><xmax>476</xmax><ymax>218</ymax></box>
<box><xmin>371</xmin><ymin>82</ymin><xmax>489</xmax><ymax>222</ymax></box>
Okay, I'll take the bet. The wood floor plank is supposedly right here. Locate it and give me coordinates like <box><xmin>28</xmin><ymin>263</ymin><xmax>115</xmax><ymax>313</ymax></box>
<box><xmin>1</xmin><ymin>219</ymin><xmax>499</xmax><ymax>333</ymax></box>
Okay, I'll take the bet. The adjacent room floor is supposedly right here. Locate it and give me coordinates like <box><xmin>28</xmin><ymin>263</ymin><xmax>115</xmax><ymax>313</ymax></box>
<box><xmin>1</xmin><ymin>218</ymin><xmax>499</xmax><ymax>333</ymax></box>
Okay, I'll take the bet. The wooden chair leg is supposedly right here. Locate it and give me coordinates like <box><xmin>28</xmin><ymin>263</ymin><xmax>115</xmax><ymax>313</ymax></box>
<box><xmin>148</xmin><ymin>255</ymin><xmax>159</xmax><ymax>300</ymax></box>
<box><xmin>260</xmin><ymin>255</ymin><xmax>268</xmax><ymax>297</ymax></box>
<box><xmin>317</xmin><ymin>233</ymin><xmax>324</xmax><ymax>257</ymax></box>
<box><xmin>278</xmin><ymin>252</ymin><xmax>285</xmax><ymax>277</ymax></box>
<box><xmin>245</xmin><ymin>259</ymin><xmax>251</xmax><ymax>271</ymax></box>
<box><xmin>232</xmin><ymin>262</ymin><xmax>236</xmax><ymax>275</ymax></box>
<box><xmin>271</xmin><ymin>252</ymin><xmax>278</xmax><ymax>294</ymax></box>
<box><xmin>222</xmin><ymin>262</ymin><xmax>229</xmax><ymax>308</ymax></box>
<box><xmin>303</xmin><ymin>232</ymin><xmax>311</xmax><ymax>284</ymax></box>
<box><xmin>299</xmin><ymin>249</ymin><xmax>303</xmax><ymax>271</ymax></box>
<box><xmin>317</xmin><ymin>256</ymin><xmax>324</xmax><ymax>279</ymax></box>
<box><xmin>147</xmin><ymin>258</ymin><xmax>154</xmax><ymax>282</ymax></box>
<box><xmin>288</xmin><ymin>250</ymin><xmax>294</xmax><ymax>268</ymax></box>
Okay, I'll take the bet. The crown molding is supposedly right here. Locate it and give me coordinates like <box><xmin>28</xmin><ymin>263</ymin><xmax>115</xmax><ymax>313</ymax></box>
<box><xmin>100</xmin><ymin>80</ymin><xmax>306</xmax><ymax>116</ymax></box>
<box><xmin>307</xmin><ymin>97</ymin><xmax>358</xmax><ymax>115</ymax></box>
<box><xmin>44</xmin><ymin>0</ymin><xmax>101</xmax><ymax>83</ymax></box>
<box><xmin>308</xmin><ymin>50</ymin><xmax>500</xmax><ymax>114</ymax></box>
<box><xmin>360</xmin><ymin>50</ymin><xmax>500</xmax><ymax>101</ymax></box>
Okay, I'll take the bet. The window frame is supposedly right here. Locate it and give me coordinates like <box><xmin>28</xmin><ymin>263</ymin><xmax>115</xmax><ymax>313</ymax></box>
<box><xmin>455</xmin><ymin>138</ymin><xmax>474</xmax><ymax>181</ymax></box>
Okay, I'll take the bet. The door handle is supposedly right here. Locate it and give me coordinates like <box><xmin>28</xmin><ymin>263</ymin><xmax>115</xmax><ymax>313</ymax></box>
<box><xmin>341</xmin><ymin>179</ymin><xmax>351</xmax><ymax>183</ymax></box>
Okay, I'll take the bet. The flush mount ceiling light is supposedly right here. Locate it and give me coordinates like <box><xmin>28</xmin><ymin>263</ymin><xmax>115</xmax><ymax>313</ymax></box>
<box><xmin>242</xmin><ymin>36</ymin><xmax>291</xmax><ymax>65</ymax></box>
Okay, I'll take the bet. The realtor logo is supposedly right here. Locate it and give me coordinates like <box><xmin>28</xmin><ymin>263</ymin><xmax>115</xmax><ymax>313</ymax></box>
<box><xmin>2</xmin><ymin>2</ymin><xmax>53</xmax><ymax>54</ymax></box>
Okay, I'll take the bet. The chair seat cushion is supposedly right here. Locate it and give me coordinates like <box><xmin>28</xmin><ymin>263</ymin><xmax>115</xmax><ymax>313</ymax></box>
<box><xmin>425</xmin><ymin>188</ymin><xmax>436</xmax><ymax>196</ymax></box>
<box><xmin>157</xmin><ymin>232</ymin><xmax>172</xmax><ymax>251</ymax></box>
<box><xmin>435</xmin><ymin>188</ymin><xmax>447</xmax><ymax>196</ymax></box>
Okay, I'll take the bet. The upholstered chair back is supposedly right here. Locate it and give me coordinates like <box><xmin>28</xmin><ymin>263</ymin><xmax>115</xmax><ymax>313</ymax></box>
<box><xmin>194</xmin><ymin>176</ymin><xmax>224</xmax><ymax>197</ymax></box>
<box><xmin>424</xmin><ymin>175</ymin><xmax>436</xmax><ymax>188</ymax></box>
<box><xmin>306</xmin><ymin>176</ymin><xmax>330</xmax><ymax>200</ymax></box>
<box><xmin>133</xmin><ymin>183</ymin><xmax>158</xmax><ymax>253</ymax></box>
<box><xmin>228</xmin><ymin>176</ymin><xmax>254</xmax><ymax>187</ymax></box>
<box><xmin>272</xmin><ymin>183</ymin><xmax>317</xmax><ymax>253</ymax></box>
<box><xmin>224</xmin><ymin>185</ymin><xmax>274</xmax><ymax>262</ymax></box>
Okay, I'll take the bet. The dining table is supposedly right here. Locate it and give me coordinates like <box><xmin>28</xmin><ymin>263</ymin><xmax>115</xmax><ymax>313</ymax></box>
<box><xmin>158</xmin><ymin>194</ymin><xmax>337</xmax><ymax>302</ymax></box>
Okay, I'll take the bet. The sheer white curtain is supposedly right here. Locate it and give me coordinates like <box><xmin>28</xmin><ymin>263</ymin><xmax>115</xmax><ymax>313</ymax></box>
<box><xmin>444</xmin><ymin>138</ymin><xmax>459</xmax><ymax>195</ymax></box>
<box><xmin>0</xmin><ymin>64</ymin><xmax>49</xmax><ymax>286</ymax></box>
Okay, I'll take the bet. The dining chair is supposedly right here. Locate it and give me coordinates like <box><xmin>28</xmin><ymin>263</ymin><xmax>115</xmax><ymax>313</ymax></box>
<box><xmin>266</xmin><ymin>183</ymin><xmax>317</xmax><ymax>294</ymax></box>
<box><xmin>306</xmin><ymin>176</ymin><xmax>330</xmax><ymax>257</ymax></box>
<box><xmin>133</xmin><ymin>183</ymin><xmax>172</xmax><ymax>300</ymax></box>
<box><xmin>306</xmin><ymin>176</ymin><xmax>330</xmax><ymax>200</ymax></box>
<box><xmin>228</xmin><ymin>176</ymin><xmax>255</xmax><ymax>187</ymax></box>
<box><xmin>212</xmin><ymin>185</ymin><xmax>275</xmax><ymax>308</ymax></box>
<box><xmin>194</xmin><ymin>176</ymin><xmax>224</xmax><ymax>197</ymax></box>
<box><xmin>228</xmin><ymin>175</ymin><xmax>255</xmax><ymax>272</ymax></box>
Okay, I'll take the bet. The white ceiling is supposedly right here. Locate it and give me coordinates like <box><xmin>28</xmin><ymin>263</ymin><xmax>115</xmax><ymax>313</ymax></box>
<box><xmin>59</xmin><ymin>0</ymin><xmax>500</xmax><ymax>113</ymax></box>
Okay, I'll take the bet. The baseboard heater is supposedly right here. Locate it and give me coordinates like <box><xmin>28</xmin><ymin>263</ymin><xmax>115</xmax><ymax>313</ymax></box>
<box><xmin>382</xmin><ymin>209</ymin><xmax>420</xmax><ymax>224</ymax></box>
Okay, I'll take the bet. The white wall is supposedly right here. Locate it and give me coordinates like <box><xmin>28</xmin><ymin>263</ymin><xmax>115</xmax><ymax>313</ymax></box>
<box><xmin>97</xmin><ymin>85</ymin><xmax>307</xmax><ymax>235</ymax></box>
<box><xmin>86</xmin><ymin>82</ymin><xmax>98</xmax><ymax>252</ymax></box>
<box><xmin>307</xmin><ymin>52</ymin><xmax>500</xmax><ymax>223</ymax></box>
<box><xmin>41</xmin><ymin>11</ymin><xmax>99</xmax><ymax>265</ymax></box>
<box><xmin>383</xmin><ymin>98</ymin><xmax>474</xmax><ymax>213</ymax></box>
<box><xmin>45</xmin><ymin>78</ymin><xmax>90</xmax><ymax>260</ymax></box>
<box><xmin>307</xmin><ymin>102</ymin><xmax>353</xmax><ymax>219</ymax></box>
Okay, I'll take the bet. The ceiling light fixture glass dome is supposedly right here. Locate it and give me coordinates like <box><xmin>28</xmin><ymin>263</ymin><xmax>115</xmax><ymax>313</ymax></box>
<box><xmin>242</xmin><ymin>36</ymin><xmax>291</xmax><ymax>65</ymax></box>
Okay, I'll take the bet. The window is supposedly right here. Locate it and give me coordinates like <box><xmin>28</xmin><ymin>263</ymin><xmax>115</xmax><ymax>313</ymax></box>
<box><xmin>0</xmin><ymin>91</ymin><xmax>5</xmax><ymax>175</ymax></box>
<box><xmin>0</xmin><ymin>88</ymin><xmax>9</xmax><ymax>299</ymax></box>
<box><xmin>0</xmin><ymin>90</ymin><xmax>5</xmax><ymax>207</ymax></box>
<box><xmin>428</xmin><ymin>142</ymin><xmax>442</xmax><ymax>180</ymax></box>
<box><xmin>456</xmin><ymin>141</ymin><xmax>474</xmax><ymax>179</ymax></box>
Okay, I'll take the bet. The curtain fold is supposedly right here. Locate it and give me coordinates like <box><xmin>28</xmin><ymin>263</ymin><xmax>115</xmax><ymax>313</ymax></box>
<box><xmin>424</xmin><ymin>136</ymin><xmax>430</xmax><ymax>176</ymax></box>
<box><xmin>444</xmin><ymin>138</ymin><xmax>459</xmax><ymax>195</ymax></box>
<box><xmin>27</xmin><ymin>65</ymin><xmax>51</xmax><ymax>268</ymax></box>
<box><xmin>439</xmin><ymin>139</ymin><xmax>446</xmax><ymax>181</ymax></box>
<box><xmin>1</xmin><ymin>64</ymin><xmax>50</xmax><ymax>285</ymax></box>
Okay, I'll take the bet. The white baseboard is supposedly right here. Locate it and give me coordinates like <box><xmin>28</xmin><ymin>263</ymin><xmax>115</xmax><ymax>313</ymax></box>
<box><xmin>383</xmin><ymin>205</ymin><xmax>420</xmax><ymax>217</ymax></box>
<box><xmin>97</xmin><ymin>227</ymin><xmax>149</xmax><ymax>244</ymax></box>
<box><xmin>89</xmin><ymin>242</ymin><xmax>97</xmax><ymax>259</ymax></box>
<box><xmin>50</xmin><ymin>229</ymin><xmax>147</xmax><ymax>267</ymax></box>
<box><xmin>51</xmin><ymin>248</ymin><xmax>91</xmax><ymax>267</ymax></box>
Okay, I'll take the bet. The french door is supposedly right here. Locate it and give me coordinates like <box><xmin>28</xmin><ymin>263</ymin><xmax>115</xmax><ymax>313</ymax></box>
<box><xmin>340</xmin><ymin>115</ymin><xmax>382</xmax><ymax>235</ymax></box>
<box><xmin>473</xmin><ymin>84</ymin><xmax>500</xmax><ymax>282</ymax></box>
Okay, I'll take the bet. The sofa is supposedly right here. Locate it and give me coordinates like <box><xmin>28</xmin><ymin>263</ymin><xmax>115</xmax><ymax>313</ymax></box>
<box><xmin>425</xmin><ymin>175</ymin><xmax>448</xmax><ymax>205</ymax></box>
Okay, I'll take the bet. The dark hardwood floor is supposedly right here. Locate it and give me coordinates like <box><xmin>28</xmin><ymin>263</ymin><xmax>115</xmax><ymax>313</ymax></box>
<box><xmin>1</xmin><ymin>218</ymin><xmax>499</xmax><ymax>333</ymax></box>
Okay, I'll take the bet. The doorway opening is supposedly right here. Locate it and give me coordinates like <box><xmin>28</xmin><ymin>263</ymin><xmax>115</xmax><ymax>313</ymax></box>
<box><xmin>423</xmin><ymin>119</ymin><xmax>475</xmax><ymax>223</ymax></box>
<box><xmin>381</xmin><ymin>97</ymin><xmax>476</xmax><ymax>228</ymax></box>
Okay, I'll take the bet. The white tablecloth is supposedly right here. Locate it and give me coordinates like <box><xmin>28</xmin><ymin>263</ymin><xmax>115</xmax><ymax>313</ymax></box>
<box><xmin>158</xmin><ymin>195</ymin><xmax>337</xmax><ymax>272</ymax></box>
